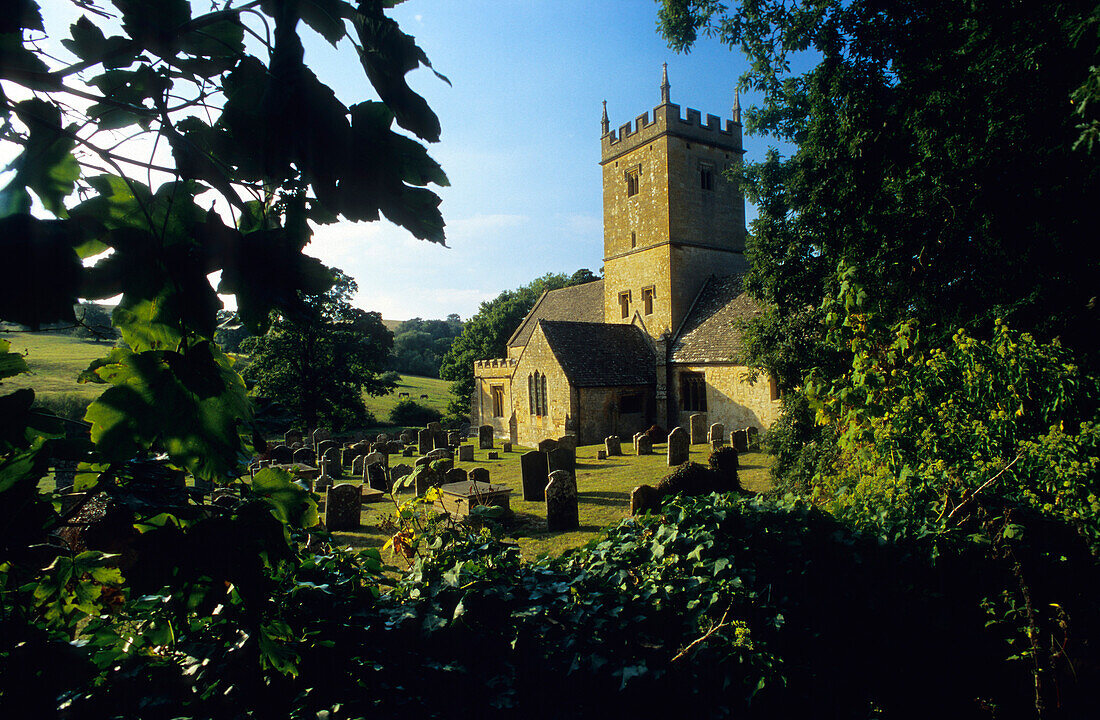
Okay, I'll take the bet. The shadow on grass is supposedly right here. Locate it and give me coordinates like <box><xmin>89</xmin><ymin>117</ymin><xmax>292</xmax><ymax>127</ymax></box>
<box><xmin>579</xmin><ymin>492</ymin><xmax>629</xmax><ymax>507</ymax></box>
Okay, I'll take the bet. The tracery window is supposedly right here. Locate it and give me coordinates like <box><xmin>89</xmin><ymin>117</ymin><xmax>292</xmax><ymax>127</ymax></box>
<box><xmin>680</xmin><ymin>371</ymin><xmax>707</xmax><ymax>412</ymax></box>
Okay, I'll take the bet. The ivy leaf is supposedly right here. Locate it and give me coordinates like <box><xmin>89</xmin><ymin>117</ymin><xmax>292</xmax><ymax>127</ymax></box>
<box><xmin>252</xmin><ymin>467</ymin><xmax>319</xmax><ymax>528</ymax></box>
<box><xmin>61</xmin><ymin>15</ymin><xmax>109</xmax><ymax>60</ymax></box>
<box><xmin>298</xmin><ymin>0</ymin><xmax>351</xmax><ymax>47</ymax></box>
<box><xmin>0</xmin><ymin>99</ymin><xmax>80</xmax><ymax>217</ymax></box>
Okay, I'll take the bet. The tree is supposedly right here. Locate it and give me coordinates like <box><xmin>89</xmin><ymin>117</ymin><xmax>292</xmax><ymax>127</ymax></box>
<box><xmin>242</xmin><ymin>269</ymin><xmax>393</xmax><ymax>430</ymax></box>
<box><xmin>657</xmin><ymin>0</ymin><xmax>1100</xmax><ymax>466</ymax></box>
<box><xmin>388</xmin><ymin>314</ymin><xmax>464</xmax><ymax>377</ymax></box>
<box><xmin>439</xmin><ymin>270</ymin><xmax>598</xmax><ymax>420</ymax></box>
<box><xmin>0</xmin><ymin>0</ymin><xmax>446</xmax><ymax>710</ymax></box>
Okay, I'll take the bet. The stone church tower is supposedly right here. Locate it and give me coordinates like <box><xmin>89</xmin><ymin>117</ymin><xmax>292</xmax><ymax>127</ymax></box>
<box><xmin>599</xmin><ymin>65</ymin><xmax>747</xmax><ymax>339</ymax></box>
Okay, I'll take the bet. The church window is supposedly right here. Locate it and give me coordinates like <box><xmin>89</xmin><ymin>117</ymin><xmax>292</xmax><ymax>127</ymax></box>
<box><xmin>491</xmin><ymin>386</ymin><xmax>505</xmax><ymax>417</ymax></box>
<box><xmin>626</xmin><ymin>167</ymin><xmax>640</xmax><ymax>197</ymax></box>
<box><xmin>528</xmin><ymin>374</ymin><xmax>535</xmax><ymax>414</ymax></box>
<box><xmin>700</xmin><ymin>163</ymin><xmax>715</xmax><ymax>191</ymax></box>
<box><xmin>620</xmin><ymin>393</ymin><xmax>643</xmax><ymax>414</ymax></box>
<box><xmin>642</xmin><ymin>286</ymin><xmax>654</xmax><ymax>315</ymax></box>
<box><xmin>769</xmin><ymin>375</ymin><xmax>781</xmax><ymax>402</ymax></box>
<box><xmin>540</xmin><ymin>374</ymin><xmax>548</xmax><ymax>415</ymax></box>
<box><xmin>530</xmin><ymin>371</ymin><xmax>548</xmax><ymax>415</ymax></box>
<box><xmin>680</xmin><ymin>372</ymin><xmax>707</xmax><ymax>412</ymax></box>
<box><xmin>619</xmin><ymin>291</ymin><xmax>631</xmax><ymax>319</ymax></box>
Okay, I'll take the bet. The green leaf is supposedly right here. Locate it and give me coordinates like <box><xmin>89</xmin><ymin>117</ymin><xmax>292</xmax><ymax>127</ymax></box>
<box><xmin>253</xmin><ymin>467</ymin><xmax>320</xmax><ymax>528</ymax></box>
<box><xmin>1</xmin><ymin>99</ymin><xmax>80</xmax><ymax>217</ymax></box>
<box><xmin>0</xmin><ymin>340</ymin><xmax>29</xmax><ymax>380</ymax></box>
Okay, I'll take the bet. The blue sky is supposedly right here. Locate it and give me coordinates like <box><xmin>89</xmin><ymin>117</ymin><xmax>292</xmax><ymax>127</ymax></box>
<box><xmin>303</xmin><ymin>0</ymin><xmax>772</xmax><ymax>321</ymax></box>
<box><xmin>25</xmin><ymin>1</ymin><xmax>785</xmax><ymax>322</ymax></box>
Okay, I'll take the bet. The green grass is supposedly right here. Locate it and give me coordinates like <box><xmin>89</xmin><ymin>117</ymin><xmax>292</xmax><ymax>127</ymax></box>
<box><xmin>328</xmin><ymin>442</ymin><xmax>773</xmax><ymax>562</ymax></box>
<box><xmin>363</xmin><ymin>374</ymin><xmax>451</xmax><ymax>424</ymax></box>
<box><xmin>1</xmin><ymin>331</ymin><xmax>113</xmax><ymax>404</ymax></box>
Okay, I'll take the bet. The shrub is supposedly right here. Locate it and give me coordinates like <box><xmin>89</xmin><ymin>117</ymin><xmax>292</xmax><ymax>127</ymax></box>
<box><xmin>379</xmin><ymin>370</ymin><xmax>401</xmax><ymax>385</ymax></box>
<box><xmin>32</xmin><ymin>392</ymin><xmax>94</xmax><ymax>423</ymax></box>
<box><xmin>389</xmin><ymin>399</ymin><xmax>442</xmax><ymax>427</ymax></box>
<box><xmin>708</xmin><ymin>446</ymin><xmax>742</xmax><ymax>492</ymax></box>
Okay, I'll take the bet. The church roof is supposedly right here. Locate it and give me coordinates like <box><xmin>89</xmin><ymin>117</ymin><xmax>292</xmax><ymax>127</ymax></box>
<box><xmin>507</xmin><ymin>280</ymin><xmax>604</xmax><ymax>349</ymax></box>
<box><xmin>537</xmin><ymin>320</ymin><xmax>655</xmax><ymax>387</ymax></box>
<box><xmin>670</xmin><ymin>274</ymin><xmax>763</xmax><ymax>364</ymax></box>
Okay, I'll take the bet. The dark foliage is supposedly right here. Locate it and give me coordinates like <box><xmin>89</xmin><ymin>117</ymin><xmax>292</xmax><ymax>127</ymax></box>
<box><xmin>388</xmin><ymin>399</ymin><xmax>442</xmax><ymax>427</ymax></box>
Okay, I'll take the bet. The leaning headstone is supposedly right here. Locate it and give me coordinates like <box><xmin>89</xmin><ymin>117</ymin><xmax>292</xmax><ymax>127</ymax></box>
<box><xmin>637</xmin><ymin>435</ymin><xmax>653</xmax><ymax>455</ymax></box>
<box><xmin>478</xmin><ymin>425</ymin><xmax>494</xmax><ymax>450</ymax></box>
<box><xmin>390</xmin><ymin>464</ymin><xmax>413</xmax><ymax>490</ymax></box>
<box><xmin>457</xmin><ymin>445</ymin><xmax>474</xmax><ymax>462</ymax></box>
<box><xmin>557</xmin><ymin>435</ymin><xmax>578</xmax><ymax>454</ymax></box>
<box><xmin>597</xmin><ymin>450</ymin><xmax>607</xmax><ymax>460</ymax></box>
<box><xmin>445</xmin><ymin>468</ymin><xmax>468</xmax><ymax>485</ymax></box>
<box><xmin>425</xmin><ymin>447</ymin><xmax>452</xmax><ymax>462</ymax></box>
<box><xmin>545</xmin><ymin>471</ymin><xmax>579</xmax><ymax>531</ymax></box>
<box><xmin>325</xmin><ymin>483</ymin><xmax>361</xmax><ymax>530</ymax></box>
<box><xmin>689</xmin><ymin>414</ymin><xmax>706</xmax><ymax>445</ymax></box>
<box><xmin>417</xmin><ymin>429</ymin><xmax>432</xmax><ymax>455</ymax></box>
<box><xmin>520</xmin><ymin>451</ymin><xmax>548</xmax><ymax>502</ymax></box>
<box><xmin>709</xmin><ymin>423</ymin><xmax>725</xmax><ymax>446</ymax></box>
<box><xmin>363</xmin><ymin>451</ymin><xmax>386</xmax><ymax>471</ymax></box>
<box><xmin>731</xmin><ymin>429</ymin><xmax>749</xmax><ymax>453</ymax></box>
<box><xmin>502</xmin><ymin>442</ymin><xmax>512</xmax><ymax>453</ymax></box>
<box><xmin>630</xmin><ymin>485</ymin><xmax>660</xmax><ymax>516</ymax></box>
<box><xmin>487</xmin><ymin>451</ymin><xmax>499</xmax><ymax>460</ymax></box>
<box><xmin>667</xmin><ymin>427</ymin><xmax>690</xmax><ymax>466</ymax></box>
<box><xmin>547</xmin><ymin>446</ymin><xmax>576</xmax><ymax>476</ymax></box>
<box><xmin>366</xmin><ymin>463</ymin><xmax>387</xmax><ymax>492</ymax></box>
<box><xmin>317</xmin><ymin>439</ymin><xmax>339</xmax><ymax>459</ymax></box>
<box><xmin>469</xmin><ymin>467</ymin><xmax>490</xmax><ymax>485</ymax></box>
<box><xmin>312</xmin><ymin>428</ymin><xmax>331</xmax><ymax>447</ymax></box>
<box><xmin>351</xmin><ymin>455</ymin><xmax>365</xmax><ymax>477</ymax></box>
<box><xmin>293</xmin><ymin>447</ymin><xmax>316</xmax><ymax>466</ymax></box>
<box><xmin>604</xmin><ymin>436</ymin><xmax>622</xmax><ymax>457</ymax></box>
<box><xmin>270</xmin><ymin>445</ymin><xmax>293</xmax><ymax>464</ymax></box>
<box><xmin>538</xmin><ymin>438</ymin><xmax>559</xmax><ymax>454</ymax></box>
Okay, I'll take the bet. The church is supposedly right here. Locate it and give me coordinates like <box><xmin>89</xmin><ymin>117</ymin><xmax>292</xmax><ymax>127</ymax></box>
<box><xmin>472</xmin><ymin>68</ymin><xmax>782</xmax><ymax>446</ymax></box>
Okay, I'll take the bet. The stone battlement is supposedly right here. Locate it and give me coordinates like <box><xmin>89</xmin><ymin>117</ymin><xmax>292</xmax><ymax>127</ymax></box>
<box><xmin>601</xmin><ymin>102</ymin><xmax>741</xmax><ymax>163</ymax></box>
<box><xmin>474</xmin><ymin>358</ymin><xmax>517</xmax><ymax>369</ymax></box>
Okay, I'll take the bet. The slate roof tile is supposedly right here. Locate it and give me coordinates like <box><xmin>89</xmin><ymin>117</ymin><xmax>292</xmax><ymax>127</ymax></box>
<box><xmin>537</xmin><ymin>320</ymin><xmax>655</xmax><ymax>387</ymax></box>
<box><xmin>507</xmin><ymin>280</ymin><xmax>604</xmax><ymax>349</ymax></box>
<box><xmin>670</xmin><ymin>274</ymin><xmax>763</xmax><ymax>364</ymax></box>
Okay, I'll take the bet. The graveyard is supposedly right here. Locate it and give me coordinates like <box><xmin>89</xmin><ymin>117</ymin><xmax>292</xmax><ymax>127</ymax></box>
<box><xmin>252</xmin><ymin>426</ymin><xmax>773</xmax><ymax>560</ymax></box>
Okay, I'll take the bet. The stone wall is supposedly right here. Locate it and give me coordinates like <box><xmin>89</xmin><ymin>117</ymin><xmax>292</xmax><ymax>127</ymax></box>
<box><xmin>473</xmin><ymin>358</ymin><xmax>516</xmax><ymax>439</ymax></box>
<box><xmin>575</xmin><ymin>385</ymin><xmax>654</xmax><ymax>446</ymax></box>
<box><xmin>668</xmin><ymin>364</ymin><xmax>781</xmax><ymax>433</ymax></box>
<box><xmin>513</xmin><ymin>325</ymin><xmax>575</xmax><ymax>446</ymax></box>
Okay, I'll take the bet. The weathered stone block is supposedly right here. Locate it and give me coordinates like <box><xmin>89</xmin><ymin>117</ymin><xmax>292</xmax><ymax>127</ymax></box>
<box><xmin>667</xmin><ymin>427</ymin><xmax>689</xmax><ymax>465</ymax></box>
<box><xmin>708</xmin><ymin>423</ymin><xmax>725</xmax><ymax>445</ymax></box>
<box><xmin>545</xmin><ymin>471</ymin><xmax>579</xmax><ymax>531</ymax></box>
<box><xmin>604</xmin><ymin>436</ymin><xmax>622</xmax><ymax>456</ymax></box>
<box><xmin>631</xmin><ymin>484</ymin><xmax>660</xmax><ymax>515</ymax></box>
<box><xmin>457</xmin><ymin>445</ymin><xmax>474</xmax><ymax>462</ymax></box>
<box><xmin>520</xmin><ymin>451</ymin><xmax>548</xmax><ymax>502</ymax></box>
<box><xmin>689</xmin><ymin>414</ymin><xmax>706</xmax><ymax>445</ymax></box>
<box><xmin>478</xmin><ymin>424</ymin><xmax>494</xmax><ymax>450</ymax></box>
<box><xmin>325</xmin><ymin>484</ymin><xmax>360</xmax><ymax>530</ymax></box>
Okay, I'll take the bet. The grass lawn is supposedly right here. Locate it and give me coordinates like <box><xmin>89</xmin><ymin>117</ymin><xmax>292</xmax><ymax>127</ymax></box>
<box><xmin>329</xmin><ymin>441</ymin><xmax>773</xmax><ymax>563</ymax></box>
<box><xmin>363</xmin><ymin>374</ymin><xmax>451</xmax><ymax>424</ymax></box>
<box><xmin>1</xmin><ymin>331</ymin><xmax>113</xmax><ymax>404</ymax></box>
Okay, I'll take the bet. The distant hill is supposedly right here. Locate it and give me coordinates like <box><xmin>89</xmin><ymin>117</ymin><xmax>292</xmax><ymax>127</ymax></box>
<box><xmin>382</xmin><ymin>319</ymin><xmax>404</xmax><ymax>332</ymax></box>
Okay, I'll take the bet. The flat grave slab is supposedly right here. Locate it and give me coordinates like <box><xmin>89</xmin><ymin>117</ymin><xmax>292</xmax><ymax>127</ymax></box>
<box><xmin>436</xmin><ymin>480</ymin><xmax>512</xmax><ymax>519</ymax></box>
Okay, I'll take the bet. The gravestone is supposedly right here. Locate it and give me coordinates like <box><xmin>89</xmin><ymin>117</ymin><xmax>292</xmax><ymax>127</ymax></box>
<box><xmin>538</xmin><ymin>438</ymin><xmax>559</xmax><ymax>454</ymax></box>
<box><xmin>557</xmin><ymin>435</ymin><xmax>578</xmax><ymax>453</ymax></box>
<box><xmin>386</xmin><ymin>441</ymin><xmax>404</xmax><ymax>454</ymax></box>
<box><xmin>711</xmin><ymin>440</ymin><xmax>723</xmax><ymax>453</ymax></box>
<box><xmin>399</xmin><ymin>432</ymin><xmax>413</xmax><ymax>444</ymax></box>
<box><xmin>312</xmin><ymin>428</ymin><xmax>331</xmax><ymax>447</ymax></box>
<box><xmin>293</xmin><ymin>447</ymin><xmax>316</xmax><ymax>466</ymax></box>
<box><xmin>633</xmin><ymin>432</ymin><xmax>643</xmax><ymax>455</ymax></box>
<box><xmin>468</xmin><ymin>467</ymin><xmax>490</xmax><ymax>485</ymax></box>
<box><xmin>604</xmin><ymin>436</ymin><xmax>622</xmax><ymax>457</ymax></box>
<box><xmin>426</xmin><ymin>421</ymin><xmax>443</xmax><ymax>434</ymax></box>
<box><xmin>284</xmin><ymin>431</ymin><xmax>302</xmax><ymax>446</ymax></box>
<box><xmin>637</xmin><ymin>435</ymin><xmax>653</xmax><ymax>455</ymax></box>
<box><xmin>270</xmin><ymin>445</ymin><xmax>293</xmax><ymax>464</ymax></box>
<box><xmin>667</xmin><ymin>427</ymin><xmax>689</xmax><ymax>465</ymax></box>
<box><xmin>545</xmin><ymin>471</ymin><xmax>579</xmax><ymax>531</ymax></box>
<box><xmin>448</xmin><ymin>431</ymin><xmax>463</xmax><ymax>447</ymax></box>
<box><xmin>547</xmin><ymin>446</ymin><xmax>575</xmax><ymax>476</ymax></box>
<box><xmin>520</xmin><ymin>451</ymin><xmax>548</xmax><ymax>502</ymax></box>
<box><xmin>319</xmin><ymin>458</ymin><xmax>340</xmax><ymax>479</ymax></box>
<box><xmin>417</xmin><ymin>429</ymin><xmax>432</xmax><ymax>455</ymax></box>
<box><xmin>402</xmin><ymin>446</ymin><xmax>415</xmax><ymax>457</ymax></box>
<box><xmin>428</xmin><ymin>422</ymin><xmax>447</xmax><ymax>450</ymax></box>
<box><xmin>414</xmin><ymin>466</ymin><xmax>443</xmax><ymax>496</ymax></box>
<box><xmin>487</xmin><ymin>451</ymin><xmax>499</xmax><ymax>460</ymax></box>
<box><xmin>445</xmin><ymin>468</ymin><xmax>468</xmax><ymax>485</ymax></box>
<box><xmin>351</xmin><ymin>455</ymin><xmax>365</xmax><ymax>477</ymax></box>
<box><xmin>478</xmin><ymin>425</ymin><xmax>494</xmax><ymax>450</ymax></box>
<box><xmin>689</xmin><ymin>414</ymin><xmax>707</xmax><ymax>445</ymax></box>
<box><xmin>325</xmin><ymin>484</ymin><xmax>361</xmax><ymax>530</ymax></box>
<box><xmin>709</xmin><ymin>423</ymin><xmax>725</xmax><ymax>445</ymax></box>
<box><xmin>390</xmin><ymin>464</ymin><xmax>413</xmax><ymax>489</ymax></box>
<box><xmin>366</xmin><ymin>463</ymin><xmax>387</xmax><ymax>492</ymax></box>
<box><xmin>597</xmin><ymin>450</ymin><xmax>607</xmax><ymax>460</ymax></box>
<box><xmin>317</xmin><ymin>439</ymin><xmax>339</xmax><ymax>458</ymax></box>
<box><xmin>747</xmin><ymin>426</ymin><xmax>759</xmax><ymax>448</ymax></box>
<box><xmin>425</xmin><ymin>448</ymin><xmax>452</xmax><ymax>462</ymax></box>
<box><xmin>414</xmin><ymin>455</ymin><xmax>431</xmax><ymax>468</ymax></box>
<box><xmin>363</xmin><ymin>451</ymin><xmax>386</xmax><ymax>471</ymax></box>
<box><xmin>375</xmin><ymin>433</ymin><xmax>390</xmax><ymax>443</ymax></box>
<box><xmin>630</xmin><ymin>485</ymin><xmax>660</xmax><ymax>516</ymax></box>
<box><xmin>432</xmin><ymin>458</ymin><xmax>454</xmax><ymax>474</ymax></box>
<box><xmin>457</xmin><ymin>445</ymin><xmax>474</xmax><ymax>462</ymax></box>
<box><xmin>731</xmin><ymin>429</ymin><xmax>749</xmax><ymax>453</ymax></box>
<box><xmin>502</xmin><ymin>442</ymin><xmax>512</xmax><ymax>453</ymax></box>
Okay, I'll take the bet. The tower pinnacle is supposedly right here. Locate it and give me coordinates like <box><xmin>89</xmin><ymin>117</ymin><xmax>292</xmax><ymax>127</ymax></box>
<box><xmin>601</xmin><ymin>99</ymin><xmax>609</xmax><ymax>135</ymax></box>
<box><xmin>732</xmin><ymin>87</ymin><xmax>741</xmax><ymax>125</ymax></box>
<box><xmin>660</xmin><ymin>62</ymin><xmax>670</xmax><ymax>104</ymax></box>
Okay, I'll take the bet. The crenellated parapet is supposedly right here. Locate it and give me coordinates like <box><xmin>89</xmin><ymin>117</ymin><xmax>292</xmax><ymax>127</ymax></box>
<box><xmin>600</xmin><ymin>102</ymin><xmax>742</xmax><ymax>165</ymax></box>
<box><xmin>473</xmin><ymin>357</ymin><xmax>517</xmax><ymax>378</ymax></box>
